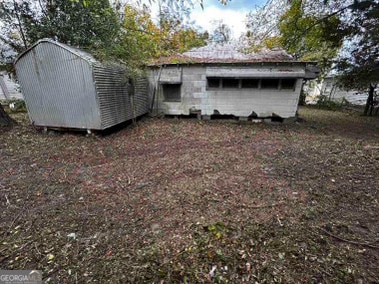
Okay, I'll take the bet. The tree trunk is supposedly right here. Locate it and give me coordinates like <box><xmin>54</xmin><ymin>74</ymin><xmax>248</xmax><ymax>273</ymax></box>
<box><xmin>0</xmin><ymin>103</ymin><xmax>16</xmax><ymax>127</ymax></box>
<box><xmin>364</xmin><ymin>84</ymin><xmax>375</xmax><ymax>116</ymax></box>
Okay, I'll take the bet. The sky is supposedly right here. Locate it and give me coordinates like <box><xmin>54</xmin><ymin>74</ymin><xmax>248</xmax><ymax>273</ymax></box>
<box><xmin>140</xmin><ymin>0</ymin><xmax>268</xmax><ymax>39</ymax></box>
<box><xmin>189</xmin><ymin>0</ymin><xmax>267</xmax><ymax>38</ymax></box>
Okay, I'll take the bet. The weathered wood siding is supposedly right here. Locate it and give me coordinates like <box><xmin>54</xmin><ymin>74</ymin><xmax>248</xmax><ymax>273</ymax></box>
<box><xmin>149</xmin><ymin>64</ymin><xmax>305</xmax><ymax>118</ymax></box>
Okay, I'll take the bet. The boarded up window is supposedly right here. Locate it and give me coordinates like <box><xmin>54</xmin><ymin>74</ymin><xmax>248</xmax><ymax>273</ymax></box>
<box><xmin>241</xmin><ymin>78</ymin><xmax>259</xmax><ymax>88</ymax></box>
<box><xmin>261</xmin><ymin>79</ymin><xmax>279</xmax><ymax>89</ymax></box>
<box><xmin>162</xmin><ymin>84</ymin><xmax>181</xmax><ymax>102</ymax></box>
<box><xmin>281</xmin><ymin>79</ymin><xmax>296</xmax><ymax>90</ymax></box>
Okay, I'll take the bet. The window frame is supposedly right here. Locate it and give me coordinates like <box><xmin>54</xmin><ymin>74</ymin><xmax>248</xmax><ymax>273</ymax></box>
<box><xmin>162</xmin><ymin>83</ymin><xmax>182</xmax><ymax>102</ymax></box>
<box><xmin>206</xmin><ymin>77</ymin><xmax>297</xmax><ymax>91</ymax></box>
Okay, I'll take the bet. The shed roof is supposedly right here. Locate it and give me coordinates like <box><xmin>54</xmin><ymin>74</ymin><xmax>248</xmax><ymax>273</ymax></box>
<box><xmin>149</xmin><ymin>44</ymin><xmax>301</xmax><ymax>66</ymax></box>
<box><xmin>15</xmin><ymin>38</ymin><xmax>98</xmax><ymax>65</ymax></box>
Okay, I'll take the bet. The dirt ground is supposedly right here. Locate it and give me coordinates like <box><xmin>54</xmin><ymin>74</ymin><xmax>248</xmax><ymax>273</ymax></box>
<box><xmin>1</xmin><ymin>106</ymin><xmax>378</xmax><ymax>283</ymax></box>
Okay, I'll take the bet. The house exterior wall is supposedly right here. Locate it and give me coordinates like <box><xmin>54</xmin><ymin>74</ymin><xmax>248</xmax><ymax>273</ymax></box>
<box><xmin>0</xmin><ymin>73</ymin><xmax>23</xmax><ymax>100</ymax></box>
<box><xmin>321</xmin><ymin>78</ymin><xmax>367</xmax><ymax>105</ymax></box>
<box><xmin>305</xmin><ymin>78</ymin><xmax>367</xmax><ymax>105</ymax></box>
<box><xmin>149</xmin><ymin>64</ymin><xmax>305</xmax><ymax>118</ymax></box>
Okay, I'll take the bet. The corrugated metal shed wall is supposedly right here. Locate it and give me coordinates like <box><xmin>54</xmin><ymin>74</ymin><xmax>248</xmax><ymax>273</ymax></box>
<box><xmin>134</xmin><ymin>77</ymin><xmax>149</xmax><ymax>117</ymax></box>
<box><xmin>16</xmin><ymin>41</ymin><xmax>101</xmax><ymax>129</ymax></box>
<box><xmin>93</xmin><ymin>64</ymin><xmax>130</xmax><ymax>129</ymax></box>
<box><xmin>93</xmin><ymin>65</ymin><xmax>149</xmax><ymax>129</ymax></box>
<box><xmin>15</xmin><ymin>39</ymin><xmax>149</xmax><ymax>130</ymax></box>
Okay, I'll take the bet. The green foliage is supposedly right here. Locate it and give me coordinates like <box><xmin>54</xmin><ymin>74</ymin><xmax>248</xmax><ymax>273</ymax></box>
<box><xmin>0</xmin><ymin>103</ymin><xmax>17</xmax><ymax>127</ymax></box>
<box><xmin>205</xmin><ymin>222</ymin><xmax>228</xmax><ymax>240</ymax></box>
<box><xmin>6</xmin><ymin>99</ymin><xmax>26</xmax><ymax>113</ymax></box>
<box><xmin>34</xmin><ymin>0</ymin><xmax>120</xmax><ymax>53</ymax></box>
<box><xmin>106</xmin><ymin>4</ymin><xmax>207</xmax><ymax>68</ymax></box>
<box><xmin>0</xmin><ymin>0</ymin><xmax>207</xmax><ymax>69</ymax></box>
<box><xmin>335</xmin><ymin>1</ymin><xmax>379</xmax><ymax>91</ymax></box>
<box><xmin>0</xmin><ymin>0</ymin><xmax>120</xmax><ymax>61</ymax></box>
<box><xmin>156</xmin><ymin>6</ymin><xmax>208</xmax><ymax>56</ymax></box>
<box><xmin>279</xmin><ymin>0</ymin><xmax>343</xmax><ymax>71</ymax></box>
<box><xmin>315</xmin><ymin>95</ymin><xmax>343</xmax><ymax>110</ymax></box>
<box><xmin>278</xmin><ymin>0</ymin><xmax>379</xmax><ymax>115</ymax></box>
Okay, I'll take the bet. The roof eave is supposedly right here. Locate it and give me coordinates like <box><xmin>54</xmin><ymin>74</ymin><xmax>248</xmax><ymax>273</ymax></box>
<box><xmin>147</xmin><ymin>60</ymin><xmax>318</xmax><ymax>68</ymax></box>
<box><xmin>14</xmin><ymin>38</ymin><xmax>98</xmax><ymax>65</ymax></box>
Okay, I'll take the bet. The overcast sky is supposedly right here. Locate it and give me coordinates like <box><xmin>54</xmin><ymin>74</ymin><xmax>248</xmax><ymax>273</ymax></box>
<box><xmin>190</xmin><ymin>0</ymin><xmax>267</xmax><ymax>38</ymax></box>
<box><xmin>140</xmin><ymin>0</ymin><xmax>268</xmax><ymax>39</ymax></box>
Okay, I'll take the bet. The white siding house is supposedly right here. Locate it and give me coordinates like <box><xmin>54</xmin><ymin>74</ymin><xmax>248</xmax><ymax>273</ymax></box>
<box><xmin>305</xmin><ymin>77</ymin><xmax>368</xmax><ymax>105</ymax></box>
<box><xmin>0</xmin><ymin>72</ymin><xmax>23</xmax><ymax>100</ymax></box>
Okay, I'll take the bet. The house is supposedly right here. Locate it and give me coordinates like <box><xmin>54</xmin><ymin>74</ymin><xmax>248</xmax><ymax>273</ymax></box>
<box><xmin>148</xmin><ymin>44</ymin><xmax>319</xmax><ymax>121</ymax></box>
<box><xmin>14</xmin><ymin>39</ymin><xmax>149</xmax><ymax>132</ymax></box>
<box><xmin>305</xmin><ymin>76</ymin><xmax>368</xmax><ymax>106</ymax></box>
<box><xmin>0</xmin><ymin>72</ymin><xmax>23</xmax><ymax>101</ymax></box>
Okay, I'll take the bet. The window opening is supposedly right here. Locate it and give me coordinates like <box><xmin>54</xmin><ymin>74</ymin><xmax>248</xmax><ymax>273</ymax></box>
<box><xmin>241</xmin><ymin>78</ymin><xmax>259</xmax><ymax>88</ymax></box>
<box><xmin>222</xmin><ymin>78</ymin><xmax>239</xmax><ymax>88</ymax></box>
<box><xmin>261</xmin><ymin>79</ymin><xmax>279</xmax><ymax>89</ymax></box>
<box><xmin>162</xmin><ymin>84</ymin><xmax>181</xmax><ymax>102</ymax></box>
<box><xmin>281</xmin><ymin>79</ymin><xmax>296</xmax><ymax>90</ymax></box>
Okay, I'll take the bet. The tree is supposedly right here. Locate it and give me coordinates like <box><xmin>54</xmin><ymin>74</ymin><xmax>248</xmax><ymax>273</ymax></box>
<box><xmin>33</xmin><ymin>0</ymin><xmax>120</xmax><ymax>56</ymax></box>
<box><xmin>278</xmin><ymin>0</ymin><xmax>379</xmax><ymax>115</ymax></box>
<box><xmin>279</xmin><ymin>0</ymin><xmax>344</xmax><ymax>72</ymax></box>
<box><xmin>243</xmin><ymin>0</ymin><xmax>290</xmax><ymax>50</ymax></box>
<box><xmin>335</xmin><ymin>1</ymin><xmax>379</xmax><ymax>115</ymax></box>
<box><xmin>0</xmin><ymin>0</ymin><xmax>121</xmax><ymax>64</ymax></box>
<box><xmin>113</xmin><ymin>3</ymin><xmax>207</xmax><ymax>67</ymax></box>
<box><xmin>0</xmin><ymin>0</ymin><xmax>36</xmax><ymax>56</ymax></box>
<box><xmin>0</xmin><ymin>0</ymin><xmax>121</xmax><ymax>125</ymax></box>
<box><xmin>209</xmin><ymin>20</ymin><xmax>231</xmax><ymax>44</ymax></box>
<box><xmin>157</xmin><ymin>6</ymin><xmax>208</xmax><ymax>55</ymax></box>
<box><xmin>112</xmin><ymin>4</ymin><xmax>161</xmax><ymax>65</ymax></box>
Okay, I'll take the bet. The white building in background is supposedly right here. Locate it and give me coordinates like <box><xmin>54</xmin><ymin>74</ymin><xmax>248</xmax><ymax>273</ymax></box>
<box><xmin>0</xmin><ymin>72</ymin><xmax>23</xmax><ymax>100</ymax></box>
<box><xmin>305</xmin><ymin>76</ymin><xmax>368</xmax><ymax>105</ymax></box>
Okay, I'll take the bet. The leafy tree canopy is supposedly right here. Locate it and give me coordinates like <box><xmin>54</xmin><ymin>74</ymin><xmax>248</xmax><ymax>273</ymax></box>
<box><xmin>0</xmin><ymin>0</ymin><xmax>120</xmax><ymax>57</ymax></box>
<box><xmin>279</xmin><ymin>0</ymin><xmax>344</xmax><ymax>72</ymax></box>
<box><xmin>278</xmin><ymin>0</ymin><xmax>379</xmax><ymax>115</ymax></box>
<box><xmin>335</xmin><ymin>0</ymin><xmax>379</xmax><ymax>90</ymax></box>
<box><xmin>0</xmin><ymin>0</ymin><xmax>208</xmax><ymax>68</ymax></box>
<box><xmin>209</xmin><ymin>20</ymin><xmax>232</xmax><ymax>45</ymax></box>
<box><xmin>99</xmin><ymin>3</ymin><xmax>208</xmax><ymax>68</ymax></box>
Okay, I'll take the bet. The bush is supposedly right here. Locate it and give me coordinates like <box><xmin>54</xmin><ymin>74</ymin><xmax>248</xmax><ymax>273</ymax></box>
<box><xmin>315</xmin><ymin>95</ymin><xmax>342</xmax><ymax>110</ymax></box>
<box><xmin>7</xmin><ymin>99</ymin><xmax>26</xmax><ymax>112</ymax></box>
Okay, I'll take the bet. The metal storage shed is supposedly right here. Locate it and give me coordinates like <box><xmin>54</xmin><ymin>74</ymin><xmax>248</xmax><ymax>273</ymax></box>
<box><xmin>15</xmin><ymin>39</ymin><xmax>149</xmax><ymax>131</ymax></box>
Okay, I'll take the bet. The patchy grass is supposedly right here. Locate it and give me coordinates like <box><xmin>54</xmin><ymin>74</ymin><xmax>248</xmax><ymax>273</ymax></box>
<box><xmin>1</xmin><ymin>107</ymin><xmax>378</xmax><ymax>283</ymax></box>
